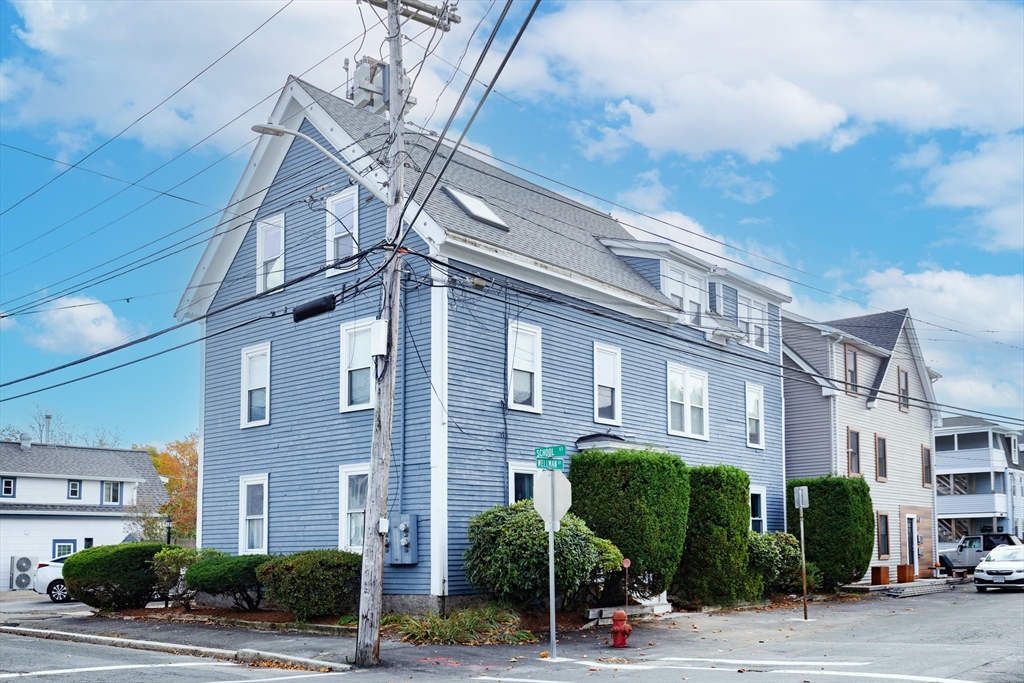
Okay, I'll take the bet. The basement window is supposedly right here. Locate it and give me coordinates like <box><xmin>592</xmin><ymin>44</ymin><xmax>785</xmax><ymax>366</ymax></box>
<box><xmin>444</xmin><ymin>187</ymin><xmax>508</xmax><ymax>230</ymax></box>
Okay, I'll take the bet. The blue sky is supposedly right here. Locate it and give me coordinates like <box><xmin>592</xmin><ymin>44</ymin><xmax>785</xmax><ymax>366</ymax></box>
<box><xmin>1</xmin><ymin>0</ymin><xmax>1022</xmax><ymax>446</ymax></box>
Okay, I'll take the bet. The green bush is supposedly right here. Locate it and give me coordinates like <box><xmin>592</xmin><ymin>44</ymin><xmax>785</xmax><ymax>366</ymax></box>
<box><xmin>748</xmin><ymin>531</ymin><xmax>813</xmax><ymax>595</ymax></box>
<box><xmin>672</xmin><ymin>465</ymin><xmax>755</xmax><ymax>607</ymax></box>
<box><xmin>184</xmin><ymin>554</ymin><xmax>269</xmax><ymax>610</ymax></box>
<box><xmin>568</xmin><ymin>449</ymin><xmax>690</xmax><ymax>598</ymax></box>
<box><xmin>463</xmin><ymin>500</ymin><xmax>611</xmax><ymax>607</ymax></box>
<box><xmin>786</xmin><ymin>475</ymin><xmax>874</xmax><ymax>590</ymax></box>
<box><xmin>153</xmin><ymin>547</ymin><xmax>226</xmax><ymax>610</ymax></box>
<box><xmin>63</xmin><ymin>542</ymin><xmax>168</xmax><ymax>610</ymax></box>
<box><xmin>256</xmin><ymin>549</ymin><xmax>362</xmax><ymax>622</ymax></box>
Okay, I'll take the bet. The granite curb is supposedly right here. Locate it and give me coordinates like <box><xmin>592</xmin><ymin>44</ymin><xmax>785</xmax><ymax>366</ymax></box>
<box><xmin>0</xmin><ymin>625</ymin><xmax>352</xmax><ymax>671</ymax></box>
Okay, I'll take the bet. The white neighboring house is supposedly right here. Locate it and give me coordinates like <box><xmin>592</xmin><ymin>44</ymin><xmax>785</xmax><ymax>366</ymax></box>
<box><xmin>0</xmin><ymin>435</ymin><xmax>168</xmax><ymax>590</ymax></box>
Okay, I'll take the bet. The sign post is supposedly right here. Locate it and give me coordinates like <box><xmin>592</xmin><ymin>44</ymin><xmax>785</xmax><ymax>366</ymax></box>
<box><xmin>534</xmin><ymin>446</ymin><xmax>570</xmax><ymax>659</ymax></box>
<box><xmin>794</xmin><ymin>485</ymin><xmax>810</xmax><ymax>621</ymax></box>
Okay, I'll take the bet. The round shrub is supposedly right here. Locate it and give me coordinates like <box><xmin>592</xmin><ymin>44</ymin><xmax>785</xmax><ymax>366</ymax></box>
<box><xmin>63</xmin><ymin>542</ymin><xmax>168</xmax><ymax>610</ymax></box>
<box><xmin>568</xmin><ymin>449</ymin><xmax>690</xmax><ymax>598</ymax></box>
<box><xmin>786</xmin><ymin>475</ymin><xmax>874</xmax><ymax>590</ymax></box>
<box><xmin>748</xmin><ymin>531</ymin><xmax>809</xmax><ymax>595</ymax></box>
<box><xmin>184</xmin><ymin>554</ymin><xmax>269</xmax><ymax>610</ymax></box>
<box><xmin>257</xmin><ymin>549</ymin><xmax>362</xmax><ymax>622</ymax></box>
<box><xmin>463</xmin><ymin>500</ymin><xmax>609</xmax><ymax>607</ymax></box>
<box><xmin>673</xmin><ymin>465</ymin><xmax>754</xmax><ymax>607</ymax></box>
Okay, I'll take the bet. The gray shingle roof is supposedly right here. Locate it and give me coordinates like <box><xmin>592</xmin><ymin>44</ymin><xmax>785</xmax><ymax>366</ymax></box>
<box><xmin>293</xmin><ymin>78</ymin><xmax>672</xmax><ymax>307</ymax></box>
<box><xmin>826</xmin><ymin>309</ymin><xmax>908</xmax><ymax>352</ymax></box>
<box><xmin>0</xmin><ymin>441</ymin><xmax>168</xmax><ymax>511</ymax></box>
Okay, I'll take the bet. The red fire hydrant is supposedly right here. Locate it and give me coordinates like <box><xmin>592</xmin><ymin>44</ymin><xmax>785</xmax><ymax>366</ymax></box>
<box><xmin>610</xmin><ymin>609</ymin><xmax>632</xmax><ymax>648</ymax></box>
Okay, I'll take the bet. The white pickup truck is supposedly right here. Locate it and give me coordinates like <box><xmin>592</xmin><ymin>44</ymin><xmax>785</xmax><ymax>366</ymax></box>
<box><xmin>939</xmin><ymin>533</ymin><xmax>1022</xmax><ymax>572</ymax></box>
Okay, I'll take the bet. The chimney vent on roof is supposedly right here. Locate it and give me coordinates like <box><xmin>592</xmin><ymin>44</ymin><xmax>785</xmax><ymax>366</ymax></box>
<box><xmin>19</xmin><ymin>433</ymin><xmax>31</xmax><ymax>450</ymax></box>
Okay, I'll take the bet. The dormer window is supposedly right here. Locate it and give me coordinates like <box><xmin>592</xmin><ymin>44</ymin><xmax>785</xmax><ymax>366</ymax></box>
<box><xmin>444</xmin><ymin>187</ymin><xmax>508</xmax><ymax>229</ymax></box>
<box><xmin>664</xmin><ymin>264</ymin><xmax>705</xmax><ymax>327</ymax></box>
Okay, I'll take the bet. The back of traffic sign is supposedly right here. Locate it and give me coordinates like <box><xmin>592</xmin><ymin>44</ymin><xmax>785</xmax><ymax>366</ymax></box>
<box><xmin>533</xmin><ymin>469</ymin><xmax>572</xmax><ymax>532</ymax></box>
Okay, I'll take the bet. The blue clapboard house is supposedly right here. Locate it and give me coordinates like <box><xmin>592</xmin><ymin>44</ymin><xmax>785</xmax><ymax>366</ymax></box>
<box><xmin>176</xmin><ymin>77</ymin><xmax>791</xmax><ymax>611</ymax></box>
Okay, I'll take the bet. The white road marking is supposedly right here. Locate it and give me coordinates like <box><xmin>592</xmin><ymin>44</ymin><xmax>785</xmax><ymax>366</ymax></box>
<box><xmin>199</xmin><ymin>673</ymin><xmax>349</xmax><ymax>683</ymax></box>
<box><xmin>0</xmin><ymin>661</ymin><xmax>237</xmax><ymax>678</ymax></box>
<box><xmin>767</xmin><ymin>671</ymin><xmax>982</xmax><ymax>683</ymax></box>
<box><xmin>475</xmin><ymin>677</ymin><xmax>578</xmax><ymax>683</ymax></box>
<box><xmin>659</xmin><ymin>656</ymin><xmax>871</xmax><ymax>667</ymax></box>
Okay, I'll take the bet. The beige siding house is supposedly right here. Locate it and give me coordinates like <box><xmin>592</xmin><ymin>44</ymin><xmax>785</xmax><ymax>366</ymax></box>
<box><xmin>782</xmin><ymin>309</ymin><xmax>941</xmax><ymax>581</ymax></box>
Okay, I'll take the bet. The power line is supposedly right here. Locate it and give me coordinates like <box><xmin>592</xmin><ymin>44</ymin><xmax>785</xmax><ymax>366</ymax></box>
<box><xmin>0</xmin><ymin>0</ymin><xmax>295</xmax><ymax>226</ymax></box>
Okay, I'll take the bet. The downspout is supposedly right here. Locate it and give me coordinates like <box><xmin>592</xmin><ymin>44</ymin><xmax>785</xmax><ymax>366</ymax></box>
<box><xmin>779</xmin><ymin>311</ymin><xmax>787</xmax><ymax>534</ymax></box>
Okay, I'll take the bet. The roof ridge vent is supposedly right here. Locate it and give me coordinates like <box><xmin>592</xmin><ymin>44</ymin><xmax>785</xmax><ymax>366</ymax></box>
<box><xmin>19</xmin><ymin>433</ymin><xmax>31</xmax><ymax>450</ymax></box>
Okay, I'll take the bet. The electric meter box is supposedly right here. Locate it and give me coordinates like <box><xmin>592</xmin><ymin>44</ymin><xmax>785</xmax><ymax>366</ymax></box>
<box><xmin>388</xmin><ymin>513</ymin><xmax>418</xmax><ymax>565</ymax></box>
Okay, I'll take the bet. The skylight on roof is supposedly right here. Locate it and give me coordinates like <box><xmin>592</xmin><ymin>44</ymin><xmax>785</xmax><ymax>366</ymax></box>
<box><xmin>444</xmin><ymin>186</ymin><xmax>508</xmax><ymax>229</ymax></box>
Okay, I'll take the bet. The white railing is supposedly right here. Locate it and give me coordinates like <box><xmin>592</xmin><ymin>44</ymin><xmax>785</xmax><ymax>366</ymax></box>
<box><xmin>936</xmin><ymin>493</ymin><xmax>1007</xmax><ymax>516</ymax></box>
<box><xmin>935</xmin><ymin>447</ymin><xmax>1004</xmax><ymax>472</ymax></box>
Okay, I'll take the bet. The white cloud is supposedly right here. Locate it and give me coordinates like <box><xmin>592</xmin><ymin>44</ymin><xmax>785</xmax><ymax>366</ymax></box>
<box><xmin>0</xmin><ymin>312</ymin><xmax>17</xmax><ymax>331</ymax></box>
<box><xmin>502</xmin><ymin>1</ymin><xmax>1023</xmax><ymax>161</ymax></box>
<box><xmin>920</xmin><ymin>135</ymin><xmax>1024</xmax><ymax>251</ymax></box>
<box><xmin>26</xmin><ymin>295</ymin><xmax>136</xmax><ymax>354</ymax></box>
<box><xmin>701</xmin><ymin>158</ymin><xmax>775</xmax><ymax>204</ymax></box>
<box><xmin>897</xmin><ymin>140</ymin><xmax>942</xmax><ymax>169</ymax></box>
<box><xmin>616</xmin><ymin>169</ymin><xmax>671</xmax><ymax>212</ymax></box>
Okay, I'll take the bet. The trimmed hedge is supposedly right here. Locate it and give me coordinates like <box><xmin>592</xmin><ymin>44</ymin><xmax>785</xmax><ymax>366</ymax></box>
<box><xmin>568</xmin><ymin>449</ymin><xmax>690</xmax><ymax>598</ymax></box>
<box><xmin>184</xmin><ymin>554</ymin><xmax>269</xmax><ymax>610</ymax></box>
<box><xmin>673</xmin><ymin>465</ymin><xmax>755</xmax><ymax>607</ymax></box>
<box><xmin>257</xmin><ymin>549</ymin><xmax>362</xmax><ymax>621</ymax></box>
<box><xmin>152</xmin><ymin>547</ymin><xmax>226</xmax><ymax>610</ymax></box>
<box><xmin>463</xmin><ymin>499</ymin><xmax>613</xmax><ymax>607</ymax></box>
<box><xmin>747</xmin><ymin>531</ymin><xmax>819</xmax><ymax>595</ymax></box>
<box><xmin>786</xmin><ymin>475</ymin><xmax>874</xmax><ymax>590</ymax></box>
<box><xmin>63</xmin><ymin>542</ymin><xmax>168</xmax><ymax>610</ymax></box>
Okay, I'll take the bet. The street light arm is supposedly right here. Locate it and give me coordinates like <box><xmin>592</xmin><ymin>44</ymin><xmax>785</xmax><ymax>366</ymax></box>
<box><xmin>251</xmin><ymin>124</ymin><xmax>388</xmax><ymax>205</ymax></box>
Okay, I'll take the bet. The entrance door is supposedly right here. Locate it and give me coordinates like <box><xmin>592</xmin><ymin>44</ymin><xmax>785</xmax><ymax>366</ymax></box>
<box><xmin>905</xmin><ymin>515</ymin><xmax>919</xmax><ymax>575</ymax></box>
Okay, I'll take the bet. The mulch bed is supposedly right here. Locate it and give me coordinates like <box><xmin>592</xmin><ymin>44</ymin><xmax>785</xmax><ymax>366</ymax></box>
<box><xmin>115</xmin><ymin>606</ymin><xmax>345</xmax><ymax>626</ymax></box>
<box><xmin>518</xmin><ymin>609</ymin><xmax>589</xmax><ymax>634</ymax></box>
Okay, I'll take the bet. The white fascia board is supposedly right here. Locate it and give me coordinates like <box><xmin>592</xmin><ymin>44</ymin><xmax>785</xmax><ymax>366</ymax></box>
<box><xmin>600</xmin><ymin>238</ymin><xmax>715</xmax><ymax>273</ymax></box>
<box><xmin>175</xmin><ymin>79</ymin><xmax>445</xmax><ymax>320</ymax></box>
<box><xmin>0</xmin><ymin>473</ymin><xmax>145</xmax><ymax>483</ymax></box>
<box><xmin>443</xmin><ymin>236</ymin><xmax>679</xmax><ymax>323</ymax></box>
<box><xmin>708</xmin><ymin>268</ymin><xmax>792</xmax><ymax>305</ymax></box>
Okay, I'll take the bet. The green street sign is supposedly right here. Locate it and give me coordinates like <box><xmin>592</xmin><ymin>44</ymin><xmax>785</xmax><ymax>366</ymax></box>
<box><xmin>535</xmin><ymin>445</ymin><xmax>566</xmax><ymax>470</ymax></box>
<box><xmin>536</xmin><ymin>457</ymin><xmax>564</xmax><ymax>470</ymax></box>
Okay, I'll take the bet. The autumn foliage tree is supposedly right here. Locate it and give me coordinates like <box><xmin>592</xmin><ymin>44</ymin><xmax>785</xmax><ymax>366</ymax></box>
<box><xmin>148</xmin><ymin>432</ymin><xmax>199</xmax><ymax>538</ymax></box>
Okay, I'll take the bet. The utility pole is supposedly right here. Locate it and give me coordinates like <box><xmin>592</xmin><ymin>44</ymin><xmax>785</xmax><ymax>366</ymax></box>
<box><xmin>355</xmin><ymin>0</ymin><xmax>458</xmax><ymax>667</ymax></box>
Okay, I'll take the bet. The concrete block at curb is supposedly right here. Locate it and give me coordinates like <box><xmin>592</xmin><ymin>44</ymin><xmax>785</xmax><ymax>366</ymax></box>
<box><xmin>0</xmin><ymin>626</ymin><xmax>350</xmax><ymax>672</ymax></box>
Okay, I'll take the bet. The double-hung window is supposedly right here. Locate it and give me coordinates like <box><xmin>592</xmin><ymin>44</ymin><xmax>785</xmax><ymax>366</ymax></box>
<box><xmin>875</xmin><ymin>435</ymin><xmax>888</xmax><ymax>481</ymax></box>
<box><xmin>593</xmin><ymin>342</ymin><xmax>622</xmax><ymax>425</ymax></box>
<box><xmin>749</xmin><ymin>485</ymin><xmax>766</xmax><ymax>533</ymax></box>
<box><xmin>738</xmin><ymin>296</ymin><xmax>768</xmax><ymax>351</ymax></box>
<box><xmin>101</xmin><ymin>481</ymin><xmax>121</xmax><ymax>506</ymax></box>
<box><xmin>921</xmin><ymin>446</ymin><xmax>933</xmax><ymax>488</ymax></box>
<box><xmin>340</xmin><ymin>319</ymin><xmax>374</xmax><ymax>412</ymax></box>
<box><xmin>0</xmin><ymin>477</ymin><xmax>15</xmax><ymax>497</ymax></box>
<box><xmin>339</xmin><ymin>464</ymin><xmax>370</xmax><ymax>552</ymax></box>
<box><xmin>256</xmin><ymin>214</ymin><xmax>284</xmax><ymax>293</ymax></box>
<box><xmin>745</xmin><ymin>382</ymin><xmax>764</xmax><ymax>448</ymax></box>
<box><xmin>241</xmin><ymin>343</ymin><xmax>271</xmax><ymax>428</ymax></box>
<box><xmin>239</xmin><ymin>474</ymin><xmax>268</xmax><ymax>554</ymax></box>
<box><xmin>508</xmin><ymin>321</ymin><xmax>542</xmax><ymax>413</ymax></box>
<box><xmin>326</xmin><ymin>187</ymin><xmax>358</xmax><ymax>275</ymax></box>
<box><xmin>667</xmin><ymin>362</ymin><xmax>708</xmax><ymax>439</ymax></box>
<box><xmin>665</xmin><ymin>265</ymin><xmax>705</xmax><ymax>327</ymax></box>
<box><xmin>848</xmin><ymin>428</ymin><xmax>861</xmax><ymax>475</ymax></box>
<box><xmin>877</xmin><ymin>513</ymin><xmax>890</xmax><ymax>559</ymax></box>
<box><xmin>898</xmin><ymin>367</ymin><xmax>910</xmax><ymax>411</ymax></box>
<box><xmin>844</xmin><ymin>344</ymin><xmax>859</xmax><ymax>395</ymax></box>
<box><xmin>67</xmin><ymin>480</ymin><xmax>81</xmax><ymax>500</ymax></box>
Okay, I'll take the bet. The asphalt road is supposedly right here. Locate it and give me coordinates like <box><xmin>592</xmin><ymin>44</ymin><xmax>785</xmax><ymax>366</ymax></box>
<box><xmin>1</xmin><ymin>585</ymin><xmax>1022</xmax><ymax>682</ymax></box>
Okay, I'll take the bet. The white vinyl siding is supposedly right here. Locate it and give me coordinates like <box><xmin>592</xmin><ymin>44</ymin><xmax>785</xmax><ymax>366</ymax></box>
<box><xmin>508</xmin><ymin>321</ymin><xmax>542</xmax><ymax>413</ymax></box>
<box><xmin>255</xmin><ymin>213</ymin><xmax>284</xmax><ymax>293</ymax></box>
<box><xmin>339</xmin><ymin>463</ymin><xmax>370</xmax><ymax>552</ymax></box>
<box><xmin>593</xmin><ymin>342</ymin><xmax>622</xmax><ymax>426</ymax></box>
<box><xmin>240</xmin><ymin>343</ymin><xmax>271</xmax><ymax>428</ymax></box>
<box><xmin>738</xmin><ymin>296</ymin><xmax>768</xmax><ymax>351</ymax></box>
<box><xmin>239</xmin><ymin>473</ymin><xmax>268</xmax><ymax>554</ymax></box>
<box><xmin>664</xmin><ymin>264</ymin><xmax>706</xmax><ymax>327</ymax></box>
<box><xmin>746</xmin><ymin>382</ymin><xmax>764</xmax><ymax>449</ymax></box>
<box><xmin>666</xmin><ymin>362</ymin><xmax>709</xmax><ymax>440</ymax></box>
<box><xmin>340</xmin><ymin>319</ymin><xmax>375</xmax><ymax>412</ymax></box>
<box><xmin>326</xmin><ymin>187</ymin><xmax>358</xmax><ymax>275</ymax></box>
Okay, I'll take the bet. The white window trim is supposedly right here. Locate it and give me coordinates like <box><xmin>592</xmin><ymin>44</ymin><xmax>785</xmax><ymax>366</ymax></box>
<box><xmin>240</xmin><ymin>342</ymin><xmax>271</xmax><ymax>428</ymax></box>
<box><xmin>326</xmin><ymin>187</ymin><xmax>359</xmax><ymax>276</ymax></box>
<box><xmin>100</xmin><ymin>481</ymin><xmax>122</xmax><ymax>506</ymax></box>
<box><xmin>340</xmin><ymin>318</ymin><xmax>376</xmax><ymax>413</ymax></box>
<box><xmin>339</xmin><ymin>462</ymin><xmax>371</xmax><ymax>553</ymax></box>
<box><xmin>507</xmin><ymin>320</ymin><xmax>543</xmax><ymax>414</ymax></box>
<box><xmin>750</xmin><ymin>484</ymin><xmax>767</xmax><ymax>533</ymax></box>
<box><xmin>746</xmin><ymin>382</ymin><xmax>765</xmax><ymax>449</ymax></box>
<box><xmin>593</xmin><ymin>342</ymin><xmax>622</xmax><ymax>426</ymax></box>
<box><xmin>238</xmin><ymin>473</ymin><xmax>268</xmax><ymax>555</ymax></box>
<box><xmin>666</xmin><ymin>362</ymin><xmax>710</xmax><ymax>441</ymax></box>
<box><xmin>255</xmin><ymin>213</ymin><xmax>285</xmax><ymax>294</ymax></box>
<box><xmin>662</xmin><ymin>262</ymin><xmax>707</xmax><ymax>328</ymax></box>
<box><xmin>508</xmin><ymin>461</ymin><xmax>536</xmax><ymax>504</ymax></box>
<box><xmin>738</xmin><ymin>294</ymin><xmax>769</xmax><ymax>352</ymax></box>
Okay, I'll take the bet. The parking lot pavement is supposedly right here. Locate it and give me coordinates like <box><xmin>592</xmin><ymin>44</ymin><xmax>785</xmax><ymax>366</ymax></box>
<box><xmin>2</xmin><ymin>587</ymin><xmax>1021</xmax><ymax>682</ymax></box>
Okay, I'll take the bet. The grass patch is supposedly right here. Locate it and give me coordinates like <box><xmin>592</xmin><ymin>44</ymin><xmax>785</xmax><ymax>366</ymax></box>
<box><xmin>334</xmin><ymin>615</ymin><xmax>357</xmax><ymax>626</ymax></box>
<box><xmin>383</xmin><ymin>606</ymin><xmax>537</xmax><ymax>645</ymax></box>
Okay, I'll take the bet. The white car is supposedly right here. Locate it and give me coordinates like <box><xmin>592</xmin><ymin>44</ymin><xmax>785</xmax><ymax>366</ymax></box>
<box><xmin>33</xmin><ymin>556</ymin><xmax>72</xmax><ymax>603</ymax></box>
<box><xmin>974</xmin><ymin>545</ymin><xmax>1024</xmax><ymax>592</ymax></box>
